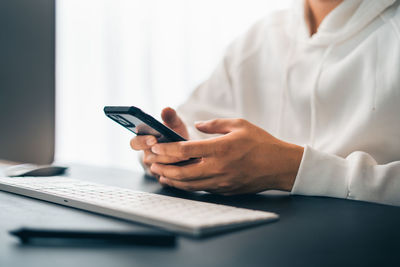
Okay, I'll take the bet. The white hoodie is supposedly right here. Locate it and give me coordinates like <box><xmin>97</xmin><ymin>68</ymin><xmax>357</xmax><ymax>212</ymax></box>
<box><xmin>177</xmin><ymin>0</ymin><xmax>400</xmax><ymax>206</ymax></box>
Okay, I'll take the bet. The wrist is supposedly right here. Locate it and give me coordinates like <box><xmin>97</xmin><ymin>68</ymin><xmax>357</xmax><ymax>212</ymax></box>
<box><xmin>278</xmin><ymin>144</ymin><xmax>304</xmax><ymax>191</ymax></box>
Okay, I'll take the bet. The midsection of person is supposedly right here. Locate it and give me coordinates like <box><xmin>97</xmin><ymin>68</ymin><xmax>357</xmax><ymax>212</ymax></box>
<box><xmin>179</xmin><ymin>0</ymin><xmax>400</xmax><ymax>164</ymax></box>
<box><xmin>130</xmin><ymin>0</ymin><xmax>400</xmax><ymax>206</ymax></box>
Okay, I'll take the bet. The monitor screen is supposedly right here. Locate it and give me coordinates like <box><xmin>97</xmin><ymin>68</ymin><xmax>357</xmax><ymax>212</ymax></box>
<box><xmin>0</xmin><ymin>0</ymin><xmax>55</xmax><ymax>164</ymax></box>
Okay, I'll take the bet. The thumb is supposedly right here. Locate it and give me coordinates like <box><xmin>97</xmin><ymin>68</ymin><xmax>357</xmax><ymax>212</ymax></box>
<box><xmin>195</xmin><ymin>118</ymin><xmax>243</xmax><ymax>135</ymax></box>
<box><xmin>161</xmin><ymin>107</ymin><xmax>188</xmax><ymax>139</ymax></box>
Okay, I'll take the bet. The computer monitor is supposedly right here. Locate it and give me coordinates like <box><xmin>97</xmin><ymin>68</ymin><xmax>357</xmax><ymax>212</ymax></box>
<box><xmin>0</xmin><ymin>0</ymin><xmax>55</xmax><ymax>165</ymax></box>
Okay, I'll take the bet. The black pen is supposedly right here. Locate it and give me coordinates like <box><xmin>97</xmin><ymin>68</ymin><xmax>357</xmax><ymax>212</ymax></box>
<box><xmin>10</xmin><ymin>227</ymin><xmax>176</xmax><ymax>246</ymax></box>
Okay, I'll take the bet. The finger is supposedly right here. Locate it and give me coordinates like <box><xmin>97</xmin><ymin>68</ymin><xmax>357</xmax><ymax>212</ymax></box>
<box><xmin>151</xmin><ymin>138</ymin><xmax>222</xmax><ymax>158</ymax></box>
<box><xmin>161</xmin><ymin>107</ymin><xmax>188</xmax><ymax>138</ymax></box>
<box><xmin>143</xmin><ymin>150</ymin><xmax>189</xmax><ymax>165</ymax></box>
<box><xmin>195</xmin><ymin>118</ymin><xmax>247</xmax><ymax>135</ymax></box>
<box><xmin>140</xmin><ymin>153</ymin><xmax>159</xmax><ymax>178</ymax></box>
<box><xmin>150</xmin><ymin>161</ymin><xmax>213</xmax><ymax>181</ymax></box>
<box><xmin>130</xmin><ymin>135</ymin><xmax>157</xmax><ymax>150</ymax></box>
<box><xmin>159</xmin><ymin>176</ymin><xmax>218</xmax><ymax>192</ymax></box>
<box><xmin>161</xmin><ymin>107</ymin><xmax>181</xmax><ymax>128</ymax></box>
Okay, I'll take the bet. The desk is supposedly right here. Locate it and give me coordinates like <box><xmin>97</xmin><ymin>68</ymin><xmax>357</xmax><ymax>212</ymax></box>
<box><xmin>1</xmin><ymin>164</ymin><xmax>399</xmax><ymax>267</ymax></box>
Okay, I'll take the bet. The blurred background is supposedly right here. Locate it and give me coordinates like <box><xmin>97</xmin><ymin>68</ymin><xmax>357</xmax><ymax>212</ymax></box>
<box><xmin>55</xmin><ymin>0</ymin><xmax>291</xmax><ymax>171</ymax></box>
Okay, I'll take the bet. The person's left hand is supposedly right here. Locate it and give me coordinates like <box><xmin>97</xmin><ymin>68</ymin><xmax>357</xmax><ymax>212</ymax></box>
<box><xmin>149</xmin><ymin>118</ymin><xmax>304</xmax><ymax>195</ymax></box>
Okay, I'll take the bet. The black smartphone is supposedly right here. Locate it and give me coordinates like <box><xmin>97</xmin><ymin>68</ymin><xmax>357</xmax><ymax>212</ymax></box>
<box><xmin>104</xmin><ymin>106</ymin><xmax>186</xmax><ymax>143</ymax></box>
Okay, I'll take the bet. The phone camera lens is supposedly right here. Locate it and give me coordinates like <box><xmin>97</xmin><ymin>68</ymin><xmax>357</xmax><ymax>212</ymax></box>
<box><xmin>110</xmin><ymin>115</ymin><xmax>135</xmax><ymax>128</ymax></box>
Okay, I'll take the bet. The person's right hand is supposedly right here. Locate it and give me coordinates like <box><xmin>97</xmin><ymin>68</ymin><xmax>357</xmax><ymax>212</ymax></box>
<box><xmin>130</xmin><ymin>107</ymin><xmax>189</xmax><ymax>177</ymax></box>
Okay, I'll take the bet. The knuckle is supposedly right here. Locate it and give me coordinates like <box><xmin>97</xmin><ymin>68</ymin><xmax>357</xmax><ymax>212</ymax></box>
<box><xmin>143</xmin><ymin>157</ymin><xmax>150</xmax><ymax>165</ymax></box>
<box><xmin>235</xmin><ymin>118</ymin><xmax>246</xmax><ymax>126</ymax></box>
<box><xmin>182</xmin><ymin>183</ymin><xmax>195</xmax><ymax>191</ymax></box>
<box><xmin>150</xmin><ymin>164</ymin><xmax>163</xmax><ymax>176</ymax></box>
<box><xmin>142</xmin><ymin>152</ymin><xmax>151</xmax><ymax>165</ymax></box>
<box><xmin>178</xmin><ymin>143</ymin><xmax>190</xmax><ymax>157</ymax></box>
<box><xmin>213</xmin><ymin>118</ymin><xmax>225</xmax><ymax>128</ymax></box>
<box><xmin>167</xmin><ymin>168</ymin><xmax>184</xmax><ymax>179</ymax></box>
<box><xmin>218</xmin><ymin>181</ymin><xmax>233</xmax><ymax>191</ymax></box>
<box><xmin>210</xmin><ymin>119</ymin><xmax>219</xmax><ymax>127</ymax></box>
<box><xmin>164</xmin><ymin>178</ymin><xmax>174</xmax><ymax>187</ymax></box>
<box><xmin>159</xmin><ymin>168</ymin><xmax>167</xmax><ymax>177</ymax></box>
<box><xmin>143</xmin><ymin>155</ymin><xmax>154</xmax><ymax>165</ymax></box>
<box><xmin>175</xmin><ymin>170</ymin><xmax>186</xmax><ymax>180</ymax></box>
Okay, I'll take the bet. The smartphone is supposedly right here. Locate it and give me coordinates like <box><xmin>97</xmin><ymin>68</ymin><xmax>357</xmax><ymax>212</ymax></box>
<box><xmin>104</xmin><ymin>106</ymin><xmax>186</xmax><ymax>143</ymax></box>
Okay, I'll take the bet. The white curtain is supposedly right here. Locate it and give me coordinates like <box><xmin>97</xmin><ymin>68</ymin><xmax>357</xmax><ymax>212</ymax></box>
<box><xmin>55</xmin><ymin>0</ymin><xmax>292</xmax><ymax>171</ymax></box>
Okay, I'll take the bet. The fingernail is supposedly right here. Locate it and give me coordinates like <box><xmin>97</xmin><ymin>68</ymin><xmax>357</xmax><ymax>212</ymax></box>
<box><xmin>160</xmin><ymin>176</ymin><xmax>170</xmax><ymax>186</ymax></box>
<box><xmin>150</xmin><ymin>164</ymin><xmax>158</xmax><ymax>173</ymax></box>
<box><xmin>146</xmin><ymin>137</ymin><xmax>156</xmax><ymax>146</ymax></box>
<box><xmin>151</xmin><ymin>145</ymin><xmax>160</xmax><ymax>154</ymax></box>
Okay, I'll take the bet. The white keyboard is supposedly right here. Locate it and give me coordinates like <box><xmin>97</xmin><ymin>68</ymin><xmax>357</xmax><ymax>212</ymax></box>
<box><xmin>0</xmin><ymin>177</ymin><xmax>278</xmax><ymax>236</ymax></box>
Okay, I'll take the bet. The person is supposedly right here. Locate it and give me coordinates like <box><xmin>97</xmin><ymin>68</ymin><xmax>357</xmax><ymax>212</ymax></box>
<box><xmin>131</xmin><ymin>0</ymin><xmax>400</xmax><ymax>206</ymax></box>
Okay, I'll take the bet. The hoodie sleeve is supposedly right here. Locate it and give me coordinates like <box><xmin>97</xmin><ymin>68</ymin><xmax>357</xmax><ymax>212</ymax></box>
<box><xmin>292</xmin><ymin>146</ymin><xmax>400</xmax><ymax>206</ymax></box>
